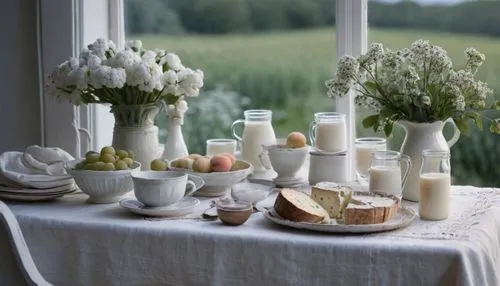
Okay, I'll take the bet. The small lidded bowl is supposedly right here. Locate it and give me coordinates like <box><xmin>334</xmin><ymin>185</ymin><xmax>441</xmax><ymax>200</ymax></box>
<box><xmin>212</xmin><ymin>198</ymin><xmax>253</xmax><ymax>226</ymax></box>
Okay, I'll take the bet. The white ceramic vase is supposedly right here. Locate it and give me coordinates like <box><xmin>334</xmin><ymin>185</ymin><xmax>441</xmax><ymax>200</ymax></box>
<box><xmin>162</xmin><ymin>116</ymin><xmax>188</xmax><ymax>161</ymax></box>
<box><xmin>398</xmin><ymin>119</ymin><xmax>460</xmax><ymax>202</ymax></box>
<box><xmin>110</xmin><ymin>103</ymin><xmax>162</xmax><ymax>170</ymax></box>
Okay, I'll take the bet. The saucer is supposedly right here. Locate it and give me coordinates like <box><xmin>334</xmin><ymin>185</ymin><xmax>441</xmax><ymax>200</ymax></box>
<box><xmin>119</xmin><ymin>197</ymin><xmax>200</xmax><ymax>217</ymax></box>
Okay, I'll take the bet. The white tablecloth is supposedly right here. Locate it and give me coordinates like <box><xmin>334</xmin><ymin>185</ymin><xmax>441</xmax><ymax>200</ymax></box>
<box><xmin>2</xmin><ymin>185</ymin><xmax>500</xmax><ymax>286</ymax></box>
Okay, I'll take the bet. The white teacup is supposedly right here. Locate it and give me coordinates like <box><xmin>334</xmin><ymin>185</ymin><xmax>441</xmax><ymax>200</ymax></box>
<box><xmin>132</xmin><ymin>171</ymin><xmax>197</xmax><ymax>207</ymax></box>
<box><xmin>258</xmin><ymin>144</ymin><xmax>308</xmax><ymax>180</ymax></box>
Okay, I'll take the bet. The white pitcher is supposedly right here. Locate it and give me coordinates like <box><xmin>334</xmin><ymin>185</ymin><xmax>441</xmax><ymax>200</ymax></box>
<box><xmin>398</xmin><ymin>119</ymin><xmax>460</xmax><ymax>202</ymax></box>
<box><xmin>231</xmin><ymin>110</ymin><xmax>276</xmax><ymax>173</ymax></box>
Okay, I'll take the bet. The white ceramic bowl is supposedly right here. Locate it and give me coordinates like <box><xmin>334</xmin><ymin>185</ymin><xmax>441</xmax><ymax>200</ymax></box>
<box><xmin>169</xmin><ymin>160</ymin><xmax>253</xmax><ymax>197</ymax></box>
<box><xmin>260</xmin><ymin>144</ymin><xmax>309</xmax><ymax>180</ymax></box>
<box><xmin>65</xmin><ymin>159</ymin><xmax>141</xmax><ymax>204</ymax></box>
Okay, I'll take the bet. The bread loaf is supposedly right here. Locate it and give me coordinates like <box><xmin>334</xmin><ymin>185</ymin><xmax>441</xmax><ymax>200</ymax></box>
<box><xmin>274</xmin><ymin>188</ymin><xmax>328</xmax><ymax>223</ymax></box>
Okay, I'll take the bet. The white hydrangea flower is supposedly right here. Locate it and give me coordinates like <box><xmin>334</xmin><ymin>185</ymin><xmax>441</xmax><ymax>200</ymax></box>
<box><xmin>178</xmin><ymin>68</ymin><xmax>204</xmax><ymax>97</ymax></box>
<box><xmin>126</xmin><ymin>40</ymin><xmax>142</xmax><ymax>52</ymax></box>
<box><xmin>87</xmin><ymin>54</ymin><xmax>102</xmax><ymax>69</ymax></box>
<box><xmin>161</xmin><ymin>53</ymin><xmax>184</xmax><ymax>71</ymax></box>
<box><xmin>110</xmin><ymin>49</ymin><xmax>141</xmax><ymax>69</ymax></box>
<box><xmin>465</xmin><ymin>47</ymin><xmax>485</xmax><ymax>71</ymax></box>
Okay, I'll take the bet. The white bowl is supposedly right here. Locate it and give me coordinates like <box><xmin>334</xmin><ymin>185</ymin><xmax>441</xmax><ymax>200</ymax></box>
<box><xmin>169</xmin><ymin>160</ymin><xmax>253</xmax><ymax>197</ymax></box>
<box><xmin>65</xmin><ymin>159</ymin><xmax>141</xmax><ymax>204</ymax></box>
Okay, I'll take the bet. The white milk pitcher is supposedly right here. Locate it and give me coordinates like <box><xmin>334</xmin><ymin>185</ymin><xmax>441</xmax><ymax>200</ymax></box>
<box><xmin>231</xmin><ymin>110</ymin><xmax>276</xmax><ymax>173</ymax></box>
<box><xmin>308</xmin><ymin>112</ymin><xmax>347</xmax><ymax>153</ymax></box>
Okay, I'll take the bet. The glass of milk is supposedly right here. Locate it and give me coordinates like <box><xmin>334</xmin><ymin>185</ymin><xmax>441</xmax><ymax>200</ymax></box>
<box><xmin>369</xmin><ymin>150</ymin><xmax>412</xmax><ymax>199</ymax></box>
<box><xmin>231</xmin><ymin>110</ymin><xmax>276</xmax><ymax>173</ymax></box>
<box><xmin>419</xmin><ymin>150</ymin><xmax>451</xmax><ymax>220</ymax></box>
<box><xmin>308</xmin><ymin>112</ymin><xmax>347</xmax><ymax>153</ymax></box>
<box><xmin>355</xmin><ymin>137</ymin><xmax>387</xmax><ymax>179</ymax></box>
<box><xmin>206</xmin><ymin>139</ymin><xmax>237</xmax><ymax>156</ymax></box>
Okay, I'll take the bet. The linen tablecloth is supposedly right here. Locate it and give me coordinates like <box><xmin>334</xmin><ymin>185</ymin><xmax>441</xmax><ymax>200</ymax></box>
<box><xmin>2</xmin><ymin>185</ymin><xmax>500</xmax><ymax>286</ymax></box>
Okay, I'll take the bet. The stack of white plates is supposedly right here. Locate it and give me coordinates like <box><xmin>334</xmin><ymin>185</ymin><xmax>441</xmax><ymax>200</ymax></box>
<box><xmin>0</xmin><ymin>183</ymin><xmax>77</xmax><ymax>201</ymax></box>
<box><xmin>0</xmin><ymin>151</ymin><xmax>77</xmax><ymax>201</ymax></box>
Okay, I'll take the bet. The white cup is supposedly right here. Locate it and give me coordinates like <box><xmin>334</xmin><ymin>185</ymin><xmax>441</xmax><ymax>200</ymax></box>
<box><xmin>132</xmin><ymin>171</ymin><xmax>196</xmax><ymax>207</ymax></box>
<box><xmin>308</xmin><ymin>150</ymin><xmax>348</xmax><ymax>185</ymax></box>
<box><xmin>206</xmin><ymin>139</ymin><xmax>237</xmax><ymax>156</ymax></box>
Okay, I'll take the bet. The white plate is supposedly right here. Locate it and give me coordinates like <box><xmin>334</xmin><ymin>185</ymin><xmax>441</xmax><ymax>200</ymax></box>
<box><xmin>0</xmin><ymin>183</ymin><xmax>76</xmax><ymax>194</ymax></box>
<box><xmin>261</xmin><ymin>206</ymin><xmax>416</xmax><ymax>234</ymax></box>
<box><xmin>0</xmin><ymin>188</ymin><xmax>76</xmax><ymax>201</ymax></box>
<box><xmin>119</xmin><ymin>197</ymin><xmax>200</xmax><ymax>217</ymax></box>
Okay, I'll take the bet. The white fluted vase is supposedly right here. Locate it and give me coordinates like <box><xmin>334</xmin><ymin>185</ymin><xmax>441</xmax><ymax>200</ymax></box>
<box><xmin>162</xmin><ymin>116</ymin><xmax>188</xmax><ymax>160</ymax></box>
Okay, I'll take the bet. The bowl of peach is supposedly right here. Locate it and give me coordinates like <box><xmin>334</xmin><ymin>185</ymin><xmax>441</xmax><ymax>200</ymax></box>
<box><xmin>168</xmin><ymin>153</ymin><xmax>252</xmax><ymax>197</ymax></box>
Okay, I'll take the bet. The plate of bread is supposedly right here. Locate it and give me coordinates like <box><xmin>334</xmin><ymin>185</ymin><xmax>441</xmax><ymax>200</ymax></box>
<box><xmin>261</xmin><ymin>182</ymin><xmax>416</xmax><ymax>233</ymax></box>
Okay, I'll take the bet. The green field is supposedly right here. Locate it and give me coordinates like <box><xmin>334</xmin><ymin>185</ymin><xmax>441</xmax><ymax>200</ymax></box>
<box><xmin>133</xmin><ymin>28</ymin><xmax>500</xmax><ymax>186</ymax></box>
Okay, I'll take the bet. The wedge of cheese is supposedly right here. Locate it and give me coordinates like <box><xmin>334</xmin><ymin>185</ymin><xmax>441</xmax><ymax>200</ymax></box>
<box><xmin>311</xmin><ymin>182</ymin><xmax>352</xmax><ymax>219</ymax></box>
<box><xmin>274</xmin><ymin>188</ymin><xmax>329</xmax><ymax>223</ymax></box>
<box><xmin>311</xmin><ymin>183</ymin><xmax>399</xmax><ymax>225</ymax></box>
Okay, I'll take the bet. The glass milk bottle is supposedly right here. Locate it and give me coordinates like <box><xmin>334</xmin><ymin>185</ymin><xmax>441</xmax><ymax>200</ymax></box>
<box><xmin>231</xmin><ymin>110</ymin><xmax>276</xmax><ymax>173</ymax></box>
<box><xmin>369</xmin><ymin>150</ymin><xmax>411</xmax><ymax>199</ymax></box>
<box><xmin>419</xmin><ymin>150</ymin><xmax>451</xmax><ymax>220</ymax></box>
<box><xmin>308</xmin><ymin>112</ymin><xmax>347</xmax><ymax>153</ymax></box>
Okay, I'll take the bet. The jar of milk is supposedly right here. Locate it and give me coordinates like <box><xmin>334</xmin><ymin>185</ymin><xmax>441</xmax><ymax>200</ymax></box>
<box><xmin>419</xmin><ymin>150</ymin><xmax>451</xmax><ymax>220</ymax></box>
<box><xmin>308</xmin><ymin>112</ymin><xmax>347</xmax><ymax>153</ymax></box>
<box><xmin>231</xmin><ymin>110</ymin><xmax>276</xmax><ymax>173</ymax></box>
<box><xmin>369</xmin><ymin>150</ymin><xmax>411</xmax><ymax>199</ymax></box>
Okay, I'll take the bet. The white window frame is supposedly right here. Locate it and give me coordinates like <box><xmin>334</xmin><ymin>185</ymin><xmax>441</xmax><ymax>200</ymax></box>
<box><xmin>38</xmin><ymin>0</ymin><xmax>124</xmax><ymax>158</ymax></box>
<box><xmin>39</xmin><ymin>0</ymin><xmax>367</xmax><ymax>178</ymax></box>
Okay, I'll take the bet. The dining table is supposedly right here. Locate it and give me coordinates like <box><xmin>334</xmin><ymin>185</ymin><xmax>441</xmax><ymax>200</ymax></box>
<box><xmin>1</xmin><ymin>180</ymin><xmax>500</xmax><ymax>286</ymax></box>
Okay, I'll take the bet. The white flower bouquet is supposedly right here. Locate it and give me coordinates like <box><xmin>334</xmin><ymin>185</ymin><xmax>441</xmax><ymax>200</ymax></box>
<box><xmin>326</xmin><ymin>39</ymin><xmax>500</xmax><ymax>135</ymax></box>
<box><xmin>46</xmin><ymin>38</ymin><xmax>204</xmax><ymax>124</ymax></box>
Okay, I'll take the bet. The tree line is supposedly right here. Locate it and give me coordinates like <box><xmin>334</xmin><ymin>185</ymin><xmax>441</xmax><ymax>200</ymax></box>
<box><xmin>125</xmin><ymin>0</ymin><xmax>500</xmax><ymax>37</ymax></box>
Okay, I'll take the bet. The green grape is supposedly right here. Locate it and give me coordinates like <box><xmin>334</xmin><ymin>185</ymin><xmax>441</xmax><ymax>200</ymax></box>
<box><xmin>114</xmin><ymin>160</ymin><xmax>129</xmax><ymax>170</ymax></box>
<box><xmin>85</xmin><ymin>152</ymin><xmax>100</xmax><ymax>163</ymax></box>
<box><xmin>103</xmin><ymin>162</ymin><xmax>116</xmax><ymax>171</ymax></box>
<box><xmin>123</xmin><ymin>157</ymin><xmax>134</xmax><ymax>167</ymax></box>
<box><xmin>83</xmin><ymin>163</ymin><xmax>97</xmax><ymax>170</ymax></box>
<box><xmin>150</xmin><ymin>159</ymin><xmax>167</xmax><ymax>171</ymax></box>
<box><xmin>74</xmin><ymin>161</ymin><xmax>86</xmax><ymax>170</ymax></box>
<box><xmin>100</xmin><ymin>153</ymin><xmax>116</xmax><ymax>163</ymax></box>
<box><xmin>94</xmin><ymin>161</ymin><xmax>106</xmax><ymax>170</ymax></box>
<box><xmin>127</xmin><ymin>150</ymin><xmax>135</xmax><ymax>160</ymax></box>
<box><xmin>116</xmin><ymin>150</ymin><xmax>129</xmax><ymax>159</ymax></box>
<box><xmin>100</xmin><ymin>146</ymin><xmax>116</xmax><ymax>156</ymax></box>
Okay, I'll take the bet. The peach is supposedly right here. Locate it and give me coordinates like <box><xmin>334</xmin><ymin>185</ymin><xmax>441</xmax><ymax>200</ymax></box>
<box><xmin>219</xmin><ymin>153</ymin><xmax>236</xmax><ymax>165</ymax></box>
<box><xmin>210</xmin><ymin>155</ymin><xmax>232</xmax><ymax>172</ymax></box>
<box><xmin>286</xmin><ymin>131</ymin><xmax>307</xmax><ymax>148</ymax></box>
<box><xmin>171</xmin><ymin>158</ymin><xmax>194</xmax><ymax>170</ymax></box>
<box><xmin>193</xmin><ymin>157</ymin><xmax>211</xmax><ymax>173</ymax></box>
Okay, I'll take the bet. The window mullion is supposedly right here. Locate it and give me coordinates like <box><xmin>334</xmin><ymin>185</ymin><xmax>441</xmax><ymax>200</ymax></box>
<box><xmin>336</xmin><ymin>0</ymin><xmax>368</xmax><ymax>181</ymax></box>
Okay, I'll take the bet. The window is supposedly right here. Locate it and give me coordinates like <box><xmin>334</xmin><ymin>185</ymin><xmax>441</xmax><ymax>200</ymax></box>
<box><xmin>365</xmin><ymin>0</ymin><xmax>500</xmax><ymax>187</ymax></box>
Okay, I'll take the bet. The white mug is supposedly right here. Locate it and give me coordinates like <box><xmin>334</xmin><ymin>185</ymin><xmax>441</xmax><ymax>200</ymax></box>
<box><xmin>132</xmin><ymin>171</ymin><xmax>196</xmax><ymax>207</ymax></box>
<box><xmin>308</xmin><ymin>150</ymin><xmax>348</xmax><ymax>185</ymax></box>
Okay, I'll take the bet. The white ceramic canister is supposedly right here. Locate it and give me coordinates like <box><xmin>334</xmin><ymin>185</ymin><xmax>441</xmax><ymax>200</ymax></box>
<box><xmin>308</xmin><ymin>150</ymin><xmax>348</xmax><ymax>185</ymax></box>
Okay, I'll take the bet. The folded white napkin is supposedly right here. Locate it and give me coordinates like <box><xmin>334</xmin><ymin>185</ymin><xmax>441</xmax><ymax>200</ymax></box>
<box><xmin>0</xmin><ymin>146</ymin><xmax>75</xmax><ymax>189</ymax></box>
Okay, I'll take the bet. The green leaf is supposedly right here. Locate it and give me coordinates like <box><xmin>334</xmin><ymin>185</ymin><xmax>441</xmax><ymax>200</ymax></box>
<box><xmin>454</xmin><ymin>118</ymin><xmax>469</xmax><ymax>136</ymax></box>
<box><xmin>362</xmin><ymin>114</ymin><xmax>379</xmax><ymax>129</ymax></box>
<box><xmin>490</xmin><ymin>120</ymin><xmax>500</xmax><ymax>134</ymax></box>
<box><xmin>384</xmin><ymin>121</ymin><xmax>394</xmax><ymax>137</ymax></box>
<box><xmin>491</xmin><ymin>101</ymin><xmax>500</xmax><ymax>110</ymax></box>
<box><xmin>464</xmin><ymin>112</ymin><xmax>483</xmax><ymax>130</ymax></box>
<box><xmin>363</xmin><ymin>81</ymin><xmax>377</xmax><ymax>93</ymax></box>
<box><xmin>379</xmin><ymin>108</ymin><xmax>392</xmax><ymax>119</ymax></box>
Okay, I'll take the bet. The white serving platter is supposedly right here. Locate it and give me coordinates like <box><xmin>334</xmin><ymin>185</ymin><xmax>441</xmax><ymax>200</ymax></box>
<box><xmin>261</xmin><ymin>206</ymin><xmax>416</xmax><ymax>234</ymax></box>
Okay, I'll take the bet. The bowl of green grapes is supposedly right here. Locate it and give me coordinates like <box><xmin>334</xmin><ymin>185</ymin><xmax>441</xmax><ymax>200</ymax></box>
<box><xmin>65</xmin><ymin>146</ymin><xmax>141</xmax><ymax>204</ymax></box>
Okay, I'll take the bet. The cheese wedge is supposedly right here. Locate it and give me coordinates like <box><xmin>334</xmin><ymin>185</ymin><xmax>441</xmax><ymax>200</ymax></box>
<box><xmin>274</xmin><ymin>188</ymin><xmax>329</xmax><ymax>223</ymax></box>
<box><xmin>311</xmin><ymin>183</ymin><xmax>399</xmax><ymax>225</ymax></box>
<box><xmin>311</xmin><ymin>183</ymin><xmax>352</xmax><ymax>219</ymax></box>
